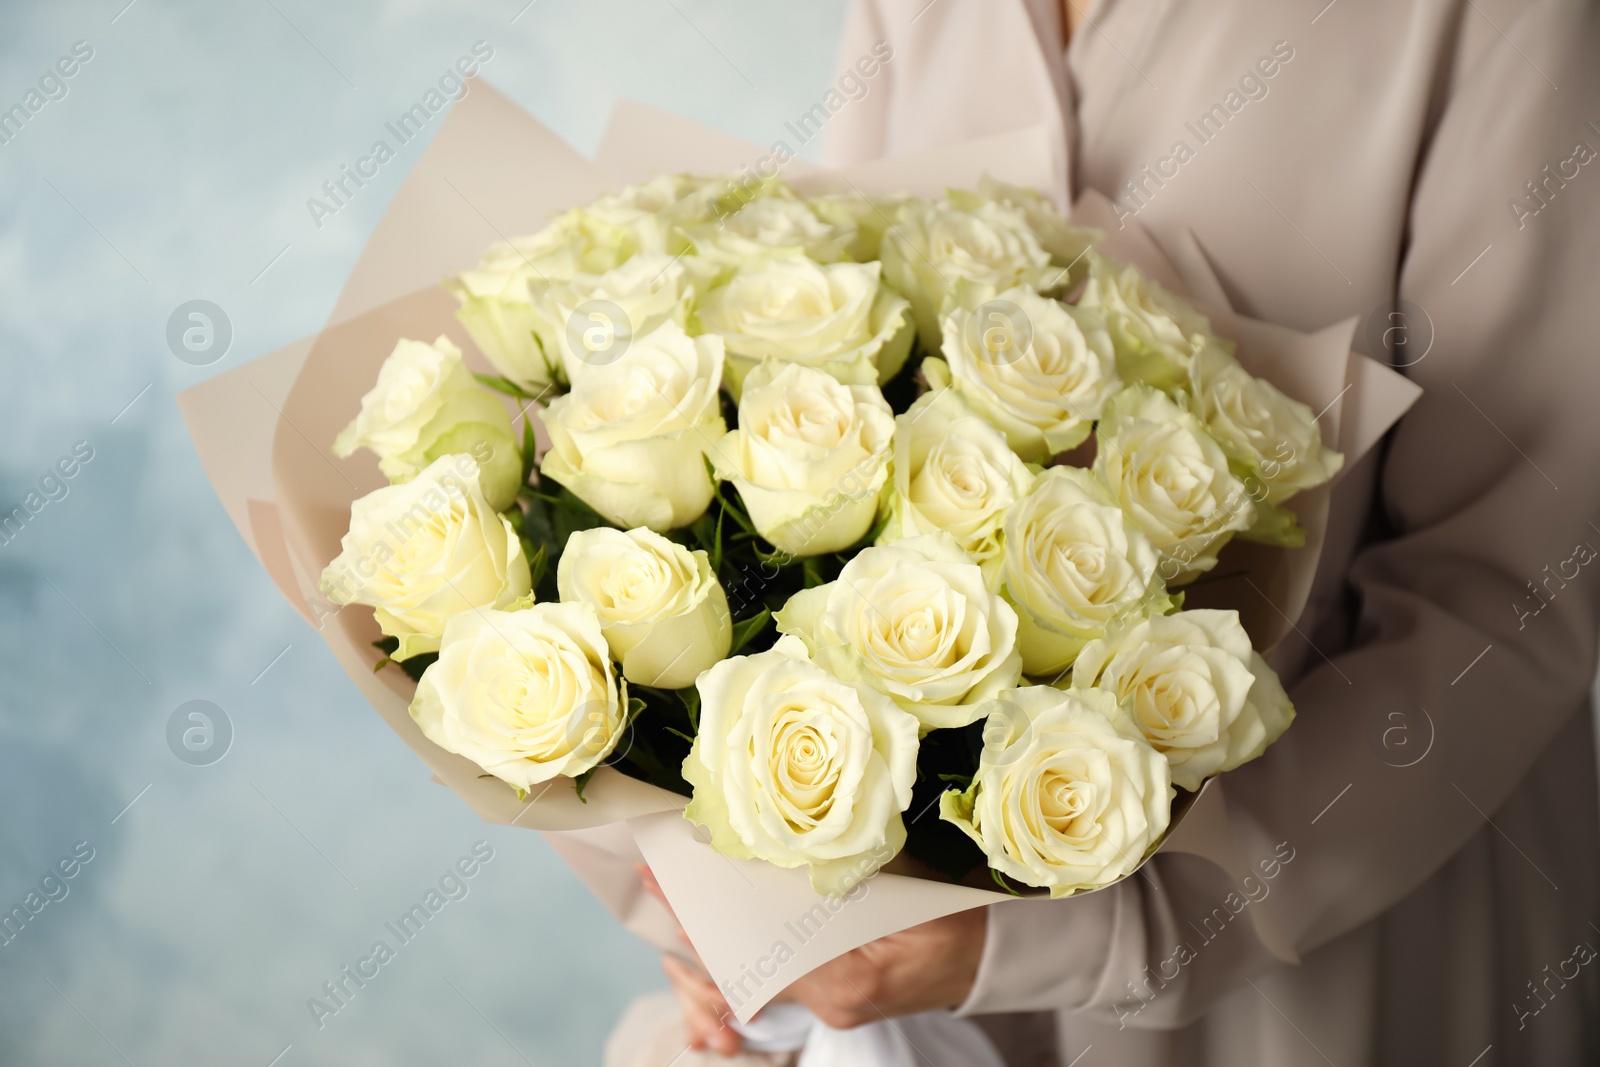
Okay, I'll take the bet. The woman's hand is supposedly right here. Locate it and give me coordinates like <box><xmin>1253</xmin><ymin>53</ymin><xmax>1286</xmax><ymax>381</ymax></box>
<box><xmin>639</xmin><ymin>863</ymin><xmax>989</xmax><ymax>1049</ymax></box>
<box><xmin>774</xmin><ymin>908</ymin><xmax>988</xmax><ymax>1030</ymax></box>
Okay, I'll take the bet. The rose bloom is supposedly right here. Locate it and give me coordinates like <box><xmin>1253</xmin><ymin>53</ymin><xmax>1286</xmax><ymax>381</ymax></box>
<box><xmin>319</xmin><ymin>455</ymin><xmax>531</xmax><ymax>659</ymax></box>
<box><xmin>694</xmin><ymin>256</ymin><xmax>913</xmax><ymax>399</ymax></box>
<box><xmin>941</xmin><ymin>685</ymin><xmax>1172</xmax><ymax>896</ymax></box>
<box><xmin>557</xmin><ymin>526</ymin><xmax>731</xmax><ymax>689</ymax></box>
<box><xmin>332</xmin><ymin>335</ymin><xmax>522</xmax><ymax>511</ymax></box>
<box><xmin>931</xmin><ymin>285</ymin><xmax>1121</xmax><ymax>462</ymax></box>
<box><xmin>683</xmin><ymin>637</ymin><xmax>921</xmax><ymax>896</ymax></box>
<box><xmin>528</xmin><ymin>253</ymin><xmax>701</xmax><ymax>384</ymax></box>
<box><xmin>686</xmin><ymin>194</ymin><xmax>858</xmax><ymax>267</ymax></box>
<box><xmin>1078</xmin><ymin>251</ymin><xmax>1218</xmax><ymax>390</ymax></box>
<box><xmin>445</xmin><ymin>212</ymin><xmax>634</xmax><ymax>390</ymax></box>
<box><xmin>1188</xmin><ymin>340</ymin><xmax>1344</xmax><ymax>506</ymax></box>
<box><xmin>1069</xmin><ymin>608</ymin><xmax>1294</xmax><ymax>792</ymax></box>
<box><xmin>539</xmin><ymin>321</ymin><xmax>726</xmax><ymax>532</ymax></box>
<box><xmin>776</xmin><ymin>534</ymin><xmax>1022</xmax><ymax>732</ymax></box>
<box><xmin>1094</xmin><ymin>385</ymin><xmax>1253</xmax><ymax>583</ymax></box>
<box><xmin>410</xmin><ymin>602</ymin><xmax>626</xmax><ymax>791</ymax></box>
<box><xmin>879</xmin><ymin>387</ymin><xmax>1035</xmax><ymax>567</ymax></box>
<box><xmin>998</xmin><ymin>467</ymin><xmax>1169</xmax><ymax>676</ymax></box>
<box><xmin>880</xmin><ymin>194</ymin><xmax>1056</xmax><ymax>354</ymax></box>
<box><xmin>711</xmin><ymin>361</ymin><xmax>893</xmax><ymax>557</ymax></box>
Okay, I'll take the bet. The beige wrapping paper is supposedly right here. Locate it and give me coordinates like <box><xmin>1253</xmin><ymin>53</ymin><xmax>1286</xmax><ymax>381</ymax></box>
<box><xmin>178</xmin><ymin>85</ymin><xmax>1421</xmax><ymax>1023</ymax></box>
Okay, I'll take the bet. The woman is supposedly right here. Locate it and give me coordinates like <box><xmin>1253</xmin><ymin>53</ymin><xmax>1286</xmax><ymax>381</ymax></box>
<box><xmin>651</xmin><ymin>1</ymin><xmax>1600</xmax><ymax>1063</ymax></box>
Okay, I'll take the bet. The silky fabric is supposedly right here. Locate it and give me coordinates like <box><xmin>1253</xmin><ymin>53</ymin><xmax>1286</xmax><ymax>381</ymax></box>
<box><xmin>825</xmin><ymin>2</ymin><xmax>1600</xmax><ymax>1065</ymax></box>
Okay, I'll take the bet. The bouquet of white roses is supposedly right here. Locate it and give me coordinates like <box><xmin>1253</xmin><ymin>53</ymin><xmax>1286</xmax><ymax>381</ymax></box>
<box><xmin>181</xmin><ymin>90</ymin><xmax>1419</xmax><ymax>1029</ymax></box>
<box><xmin>317</xmin><ymin>167</ymin><xmax>1341</xmax><ymax>902</ymax></box>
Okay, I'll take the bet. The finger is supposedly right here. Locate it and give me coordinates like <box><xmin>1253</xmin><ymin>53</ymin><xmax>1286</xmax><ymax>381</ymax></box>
<box><xmin>663</xmin><ymin>956</ymin><xmax>742</xmax><ymax>1056</ymax></box>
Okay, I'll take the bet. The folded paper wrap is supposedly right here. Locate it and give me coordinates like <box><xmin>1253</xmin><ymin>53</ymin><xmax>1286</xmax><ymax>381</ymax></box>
<box><xmin>178</xmin><ymin>83</ymin><xmax>1421</xmax><ymax>1024</ymax></box>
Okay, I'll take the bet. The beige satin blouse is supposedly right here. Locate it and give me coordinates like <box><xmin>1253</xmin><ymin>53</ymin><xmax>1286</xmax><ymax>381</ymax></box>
<box><xmin>825</xmin><ymin>2</ymin><xmax>1600</xmax><ymax>1065</ymax></box>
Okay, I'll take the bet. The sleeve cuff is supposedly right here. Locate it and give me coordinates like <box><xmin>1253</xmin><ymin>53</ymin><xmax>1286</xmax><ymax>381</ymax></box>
<box><xmin>954</xmin><ymin>885</ymin><xmax>1123</xmax><ymax>1017</ymax></box>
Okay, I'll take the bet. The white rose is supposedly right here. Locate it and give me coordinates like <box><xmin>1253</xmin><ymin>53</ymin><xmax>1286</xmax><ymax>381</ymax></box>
<box><xmin>1189</xmin><ymin>341</ymin><xmax>1343</xmax><ymax>507</ymax></box>
<box><xmin>687</xmin><ymin>194</ymin><xmax>857</xmax><ymax>267</ymax></box>
<box><xmin>880</xmin><ymin>196</ymin><xmax>1056</xmax><ymax>354</ymax></box>
<box><xmin>711</xmin><ymin>362</ymin><xmax>893</xmax><ymax>557</ymax></box>
<box><xmin>930</xmin><ymin>285</ymin><xmax>1121</xmax><ymax>462</ymax></box>
<box><xmin>528</xmin><ymin>253</ymin><xmax>701</xmax><ymax>384</ymax></box>
<box><xmin>538</xmin><ymin>321</ymin><xmax>726</xmax><ymax>532</ymax></box>
<box><xmin>332</xmin><ymin>335</ymin><xmax>522</xmax><ymax>512</ymax></box>
<box><xmin>694</xmin><ymin>257</ymin><xmax>913</xmax><ymax>399</ymax></box>
<box><xmin>776</xmin><ymin>535</ymin><xmax>1022</xmax><ymax>732</ymax></box>
<box><xmin>998</xmin><ymin>467</ymin><xmax>1170</xmax><ymax>677</ymax></box>
<box><xmin>973</xmin><ymin>177</ymin><xmax>1100</xmax><ymax>283</ymax></box>
<box><xmin>446</xmin><ymin>215</ymin><xmax>634</xmax><ymax>390</ymax></box>
<box><xmin>1094</xmin><ymin>385</ymin><xmax>1253</xmax><ymax>583</ymax></box>
<box><xmin>318</xmin><ymin>455</ymin><xmax>532</xmax><ymax>659</ymax></box>
<box><xmin>410</xmin><ymin>602</ymin><xmax>625</xmax><ymax>791</ymax></box>
<box><xmin>879</xmin><ymin>387</ymin><xmax>1035</xmax><ymax>566</ymax></box>
<box><xmin>1069</xmin><ymin>609</ymin><xmax>1294</xmax><ymax>791</ymax></box>
<box><xmin>683</xmin><ymin>636</ymin><xmax>921</xmax><ymax>896</ymax></box>
<box><xmin>806</xmin><ymin>191</ymin><xmax>909</xmax><ymax>262</ymax></box>
<box><xmin>940</xmin><ymin>685</ymin><xmax>1172</xmax><ymax>896</ymax></box>
<box><xmin>578</xmin><ymin>172</ymin><xmax>723</xmax><ymax>255</ymax></box>
<box><xmin>557</xmin><ymin>526</ymin><xmax>732</xmax><ymax>689</ymax></box>
<box><xmin>1078</xmin><ymin>252</ymin><xmax>1217</xmax><ymax>390</ymax></box>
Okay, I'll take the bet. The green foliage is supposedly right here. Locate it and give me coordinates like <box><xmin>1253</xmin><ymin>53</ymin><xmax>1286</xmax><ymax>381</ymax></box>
<box><xmin>371</xmin><ymin>637</ymin><xmax>435</xmax><ymax>683</ymax></box>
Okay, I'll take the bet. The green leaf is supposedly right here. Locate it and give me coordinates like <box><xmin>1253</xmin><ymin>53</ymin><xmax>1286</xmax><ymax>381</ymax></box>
<box><xmin>936</xmin><ymin>772</ymin><xmax>974</xmax><ymax>787</ymax></box>
<box><xmin>677</xmin><ymin>686</ymin><xmax>701</xmax><ymax>732</ymax></box>
<box><xmin>573</xmin><ymin>766</ymin><xmax>598</xmax><ymax>803</ymax></box>
<box><xmin>990</xmin><ymin>868</ymin><xmax>1022</xmax><ymax>896</ymax></box>
<box><xmin>520</xmin><ymin>415</ymin><xmax>539</xmax><ymax>484</ymax></box>
<box><xmin>728</xmin><ymin>609</ymin><xmax>771</xmax><ymax>655</ymax></box>
<box><xmin>662</xmin><ymin>726</ymin><xmax>696</xmax><ymax>745</ymax></box>
<box><xmin>475</xmin><ymin>373</ymin><xmax>546</xmax><ymax>401</ymax></box>
<box><xmin>524</xmin><ymin>540</ymin><xmax>549</xmax><ymax>594</ymax></box>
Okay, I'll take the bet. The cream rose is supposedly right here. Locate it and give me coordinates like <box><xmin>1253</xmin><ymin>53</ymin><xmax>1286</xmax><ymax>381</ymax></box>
<box><xmin>998</xmin><ymin>467</ymin><xmax>1170</xmax><ymax>677</ymax></box>
<box><xmin>683</xmin><ymin>636</ymin><xmax>921</xmax><ymax>896</ymax></box>
<box><xmin>879</xmin><ymin>196</ymin><xmax>1056</xmax><ymax>353</ymax></box>
<box><xmin>538</xmin><ymin>321</ymin><xmax>726</xmax><ymax>532</ymax></box>
<box><xmin>446</xmin><ymin>214</ymin><xmax>634</xmax><ymax>390</ymax></box>
<box><xmin>410</xmin><ymin>602</ymin><xmax>625</xmax><ymax>791</ymax></box>
<box><xmin>557</xmin><ymin>526</ymin><xmax>731</xmax><ymax>689</ymax></box>
<box><xmin>940</xmin><ymin>685</ymin><xmax>1172</xmax><ymax>896</ymax></box>
<box><xmin>972</xmin><ymin>177</ymin><xmax>1100</xmax><ymax>284</ymax></box>
<box><xmin>711</xmin><ymin>362</ymin><xmax>893</xmax><ymax>556</ymax></box>
<box><xmin>1094</xmin><ymin>386</ymin><xmax>1253</xmax><ymax>583</ymax></box>
<box><xmin>806</xmin><ymin>191</ymin><xmax>909</xmax><ymax>262</ymax></box>
<box><xmin>775</xmin><ymin>535</ymin><xmax>1022</xmax><ymax>732</ymax></box>
<box><xmin>1189</xmin><ymin>341</ymin><xmax>1343</xmax><ymax>506</ymax></box>
<box><xmin>687</xmin><ymin>194</ymin><xmax>857</xmax><ymax>267</ymax></box>
<box><xmin>1069</xmin><ymin>609</ymin><xmax>1294</xmax><ymax>791</ymax></box>
<box><xmin>332</xmin><ymin>335</ymin><xmax>522</xmax><ymax>512</ymax></box>
<box><xmin>578</xmin><ymin>172</ymin><xmax>723</xmax><ymax>255</ymax></box>
<box><xmin>318</xmin><ymin>455</ymin><xmax>532</xmax><ymax>659</ymax></box>
<box><xmin>527</xmin><ymin>253</ymin><xmax>700</xmax><ymax>384</ymax></box>
<box><xmin>1078</xmin><ymin>252</ymin><xmax>1218</xmax><ymax>390</ymax></box>
<box><xmin>879</xmin><ymin>387</ymin><xmax>1035</xmax><ymax>566</ymax></box>
<box><xmin>694</xmin><ymin>256</ymin><xmax>913</xmax><ymax>399</ymax></box>
<box><xmin>929</xmin><ymin>286</ymin><xmax>1121</xmax><ymax>462</ymax></box>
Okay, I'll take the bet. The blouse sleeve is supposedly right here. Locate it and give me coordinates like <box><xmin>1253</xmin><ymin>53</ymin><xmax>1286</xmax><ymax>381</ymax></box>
<box><xmin>957</xmin><ymin>0</ymin><xmax>1600</xmax><ymax>1025</ymax></box>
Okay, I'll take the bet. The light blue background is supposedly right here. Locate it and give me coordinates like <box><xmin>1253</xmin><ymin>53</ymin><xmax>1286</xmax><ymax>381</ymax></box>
<box><xmin>0</xmin><ymin>2</ymin><xmax>846</xmax><ymax>1063</ymax></box>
